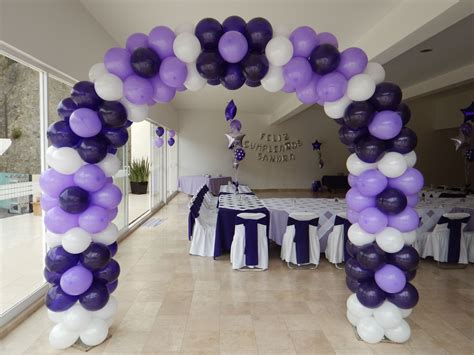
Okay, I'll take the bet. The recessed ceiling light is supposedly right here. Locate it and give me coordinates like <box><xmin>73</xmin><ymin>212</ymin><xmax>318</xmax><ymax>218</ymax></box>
<box><xmin>420</xmin><ymin>48</ymin><xmax>433</xmax><ymax>53</ymax></box>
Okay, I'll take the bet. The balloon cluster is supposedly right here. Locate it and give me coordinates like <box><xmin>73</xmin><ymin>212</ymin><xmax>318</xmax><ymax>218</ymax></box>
<box><xmin>451</xmin><ymin>102</ymin><xmax>474</xmax><ymax>187</ymax></box>
<box><xmin>154</xmin><ymin>126</ymin><xmax>176</xmax><ymax>147</ymax></box>
<box><xmin>224</xmin><ymin>100</ymin><xmax>246</xmax><ymax>171</ymax></box>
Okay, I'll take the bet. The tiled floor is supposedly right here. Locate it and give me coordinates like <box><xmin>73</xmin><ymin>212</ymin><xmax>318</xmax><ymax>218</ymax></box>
<box><xmin>1</xmin><ymin>192</ymin><xmax>474</xmax><ymax>354</ymax></box>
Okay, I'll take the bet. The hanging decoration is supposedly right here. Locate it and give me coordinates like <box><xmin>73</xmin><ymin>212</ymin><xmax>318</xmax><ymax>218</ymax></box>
<box><xmin>38</xmin><ymin>14</ymin><xmax>423</xmax><ymax>350</ymax></box>
<box><xmin>168</xmin><ymin>129</ymin><xmax>176</xmax><ymax>147</ymax></box>
<box><xmin>450</xmin><ymin>102</ymin><xmax>474</xmax><ymax>188</ymax></box>
<box><xmin>312</xmin><ymin>139</ymin><xmax>324</xmax><ymax>169</ymax></box>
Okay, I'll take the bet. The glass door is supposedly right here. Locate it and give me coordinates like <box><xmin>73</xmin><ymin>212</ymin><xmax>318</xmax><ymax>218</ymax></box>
<box><xmin>150</xmin><ymin>122</ymin><xmax>164</xmax><ymax>209</ymax></box>
<box><xmin>113</xmin><ymin>145</ymin><xmax>128</xmax><ymax>231</ymax></box>
<box><xmin>166</xmin><ymin>130</ymin><xmax>178</xmax><ymax>200</ymax></box>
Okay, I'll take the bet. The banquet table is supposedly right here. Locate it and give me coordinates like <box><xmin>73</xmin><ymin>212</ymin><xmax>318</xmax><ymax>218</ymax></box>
<box><xmin>219</xmin><ymin>184</ymin><xmax>253</xmax><ymax>194</ymax></box>
<box><xmin>421</xmin><ymin>188</ymin><xmax>466</xmax><ymax>198</ymax></box>
<box><xmin>178</xmin><ymin>175</ymin><xmax>209</xmax><ymax>195</ymax></box>
<box><xmin>214</xmin><ymin>193</ymin><xmax>268</xmax><ymax>257</ymax></box>
<box><xmin>208</xmin><ymin>176</ymin><xmax>232</xmax><ymax>195</ymax></box>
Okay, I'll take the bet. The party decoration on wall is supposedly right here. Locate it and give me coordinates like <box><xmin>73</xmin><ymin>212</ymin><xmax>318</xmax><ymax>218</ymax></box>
<box><xmin>39</xmin><ymin>15</ymin><xmax>423</xmax><ymax>349</ymax></box>
<box><xmin>450</xmin><ymin>102</ymin><xmax>474</xmax><ymax>188</ymax></box>
<box><xmin>312</xmin><ymin>139</ymin><xmax>324</xmax><ymax>169</ymax></box>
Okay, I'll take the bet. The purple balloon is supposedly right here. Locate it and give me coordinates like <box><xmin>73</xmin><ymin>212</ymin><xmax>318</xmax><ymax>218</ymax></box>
<box><xmin>195</xmin><ymin>18</ymin><xmax>224</xmax><ymax>51</ymax></box>
<box><xmin>387</xmin><ymin>245</ymin><xmax>420</xmax><ymax>271</ymax></box>
<box><xmin>47</xmin><ymin>120</ymin><xmax>80</xmax><ymax>148</ymax></box>
<box><xmin>356</xmin><ymin>244</ymin><xmax>386</xmax><ymax>271</ymax></box>
<box><xmin>337</xmin><ymin>47</ymin><xmax>368</xmax><ymax>79</ymax></box>
<box><xmin>225</xmin><ymin>100</ymin><xmax>237</xmax><ymax>120</ymax></box>
<box><xmin>358</xmin><ymin>207</ymin><xmax>388</xmax><ymax>234</ymax></box>
<box><xmin>44</xmin><ymin>268</ymin><xmax>61</xmax><ymax>285</ymax></box>
<box><xmin>104</xmin><ymin>48</ymin><xmax>133</xmax><ymax>80</ymax></box>
<box><xmin>375</xmin><ymin>264</ymin><xmax>406</xmax><ymax>293</ymax></box>
<box><xmin>368</xmin><ymin>110</ymin><xmax>403</xmax><ymax>140</ymax></box>
<box><xmin>387</xmin><ymin>207</ymin><xmax>419</xmax><ymax>232</ymax></box>
<box><xmin>218</xmin><ymin>31</ymin><xmax>248</xmax><ymax>63</ymax></box>
<box><xmin>148</xmin><ymin>26</ymin><xmax>175</xmax><ymax>58</ymax></box>
<box><xmin>168</xmin><ymin>137</ymin><xmax>175</xmax><ymax>146</ymax></box>
<box><xmin>296</xmin><ymin>73</ymin><xmax>321</xmax><ymax>104</ymax></box>
<box><xmin>290</xmin><ymin>26</ymin><xmax>319</xmax><ymax>58</ymax></box>
<box><xmin>91</xmin><ymin>183</ymin><xmax>122</xmax><ymax>210</ymax></box>
<box><xmin>283</xmin><ymin>57</ymin><xmax>313</xmax><ymax>90</ymax></box>
<box><xmin>41</xmin><ymin>193</ymin><xmax>59</xmax><ymax>211</ymax></box>
<box><xmin>356</xmin><ymin>281</ymin><xmax>386</xmax><ymax>308</ymax></box>
<box><xmin>101</xmin><ymin>126</ymin><xmax>129</xmax><ymax>148</ymax></box>
<box><xmin>93</xmin><ymin>259</ymin><xmax>120</xmax><ymax>283</ymax></box>
<box><xmin>107</xmin><ymin>207</ymin><xmax>118</xmax><ymax>222</ymax></box>
<box><xmin>79</xmin><ymin>205</ymin><xmax>109</xmax><ymax>233</ymax></box>
<box><xmin>346</xmin><ymin>241</ymin><xmax>364</xmax><ymax>258</ymax></box>
<box><xmin>156</xmin><ymin>126</ymin><xmax>165</xmax><ymax>137</ymax></box>
<box><xmin>45</xmin><ymin>285</ymin><xmax>78</xmax><ymax>312</ymax></box>
<box><xmin>347</xmin><ymin>209</ymin><xmax>359</xmax><ymax>224</ymax></box>
<box><xmin>124</xmin><ymin>75</ymin><xmax>154</xmax><ymax>105</ymax></box>
<box><xmin>99</xmin><ymin>101</ymin><xmax>128</xmax><ymax>128</ymax></box>
<box><xmin>317</xmin><ymin>32</ymin><xmax>338</xmax><ymax>48</ymax></box>
<box><xmin>376</xmin><ymin>188</ymin><xmax>407</xmax><ymax>215</ymax></box>
<box><xmin>45</xmin><ymin>207</ymin><xmax>79</xmax><ymax>234</ymax></box>
<box><xmin>69</xmin><ymin>108</ymin><xmax>102</xmax><ymax>138</ymax></box>
<box><xmin>159</xmin><ymin>56</ymin><xmax>187</xmax><ymax>88</ymax></box>
<box><xmin>60</xmin><ymin>265</ymin><xmax>94</xmax><ymax>296</ymax></box>
<box><xmin>59</xmin><ymin>186</ymin><xmax>90</xmax><ymax>214</ymax></box>
<box><xmin>45</xmin><ymin>246</ymin><xmax>79</xmax><ymax>273</ymax></box>
<box><xmin>346</xmin><ymin>188</ymin><xmax>376</xmax><ymax>212</ymax></box>
<box><xmin>79</xmin><ymin>281</ymin><xmax>110</xmax><ymax>311</ymax></box>
<box><xmin>107</xmin><ymin>280</ymin><xmax>118</xmax><ymax>294</ymax></box>
<box><xmin>222</xmin><ymin>15</ymin><xmax>246</xmax><ymax>34</ymax></box>
<box><xmin>348</xmin><ymin>174</ymin><xmax>358</xmax><ymax>188</ymax></box>
<box><xmin>310</xmin><ymin>44</ymin><xmax>340</xmax><ymax>75</ymax></box>
<box><xmin>388</xmin><ymin>168</ymin><xmax>424</xmax><ymax>196</ymax></box>
<box><xmin>245</xmin><ymin>17</ymin><xmax>273</xmax><ymax>53</ymax></box>
<box><xmin>80</xmin><ymin>243</ymin><xmax>111</xmax><ymax>271</ymax></box>
<box><xmin>131</xmin><ymin>48</ymin><xmax>161</xmax><ymax>78</ymax></box>
<box><xmin>281</xmin><ymin>80</ymin><xmax>295</xmax><ymax>93</ymax></box>
<box><xmin>77</xmin><ymin>136</ymin><xmax>109</xmax><ymax>164</ymax></box>
<box><xmin>107</xmin><ymin>242</ymin><xmax>118</xmax><ymax>257</ymax></box>
<box><xmin>57</xmin><ymin>98</ymin><xmax>78</xmax><ymax>121</ymax></box>
<box><xmin>230</xmin><ymin>119</ymin><xmax>242</xmax><ymax>132</ymax></box>
<box><xmin>345</xmin><ymin>257</ymin><xmax>374</xmax><ymax>281</ymax></box>
<box><xmin>357</xmin><ymin>169</ymin><xmax>388</xmax><ymax>197</ymax></box>
<box><xmin>126</xmin><ymin>32</ymin><xmax>148</xmax><ymax>52</ymax></box>
<box><xmin>406</xmin><ymin>193</ymin><xmax>419</xmax><ymax>207</ymax></box>
<box><xmin>150</xmin><ymin>75</ymin><xmax>176</xmax><ymax>103</ymax></box>
<box><xmin>39</xmin><ymin>168</ymin><xmax>75</xmax><ymax>198</ymax></box>
<box><xmin>155</xmin><ymin>137</ymin><xmax>164</xmax><ymax>148</ymax></box>
<box><xmin>386</xmin><ymin>282</ymin><xmax>419</xmax><ymax>309</ymax></box>
<box><xmin>346</xmin><ymin>276</ymin><xmax>361</xmax><ymax>293</ymax></box>
<box><xmin>168</xmin><ymin>130</ymin><xmax>176</xmax><ymax>138</ymax></box>
<box><xmin>316</xmin><ymin>72</ymin><xmax>347</xmax><ymax>102</ymax></box>
<box><xmin>221</xmin><ymin>64</ymin><xmax>245</xmax><ymax>90</ymax></box>
<box><xmin>71</xmin><ymin>81</ymin><xmax>102</xmax><ymax>110</ymax></box>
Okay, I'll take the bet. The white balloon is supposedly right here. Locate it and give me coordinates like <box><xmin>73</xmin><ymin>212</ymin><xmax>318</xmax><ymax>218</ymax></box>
<box><xmin>375</xmin><ymin>227</ymin><xmax>404</xmax><ymax>253</ymax></box>
<box><xmin>88</xmin><ymin>63</ymin><xmax>108</xmax><ymax>83</ymax></box>
<box><xmin>48</xmin><ymin>309</ymin><xmax>64</xmax><ymax>323</ymax></box>
<box><xmin>48</xmin><ymin>147</ymin><xmax>84</xmax><ymax>175</ymax></box>
<box><xmin>356</xmin><ymin>316</ymin><xmax>384</xmax><ymax>344</ymax></box>
<box><xmin>348</xmin><ymin>223</ymin><xmax>376</xmax><ymax>246</ymax></box>
<box><xmin>347</xmin><ymin>293</ymin><xmax>374</xmax><ymax>318</ymax></box>
<box><xmin>93</xmin><ymin>223</ymin><xmax>119</xmax><ymax>245</ymax></box>
<box><xmin>384</xmin><ymin>319</ymin><xmax>411</xmax><ymax>343</ymax></box>
<box><xmin>175</xmin><ymin>23</ymin><xmax>194</xmax><ymax>35</ymax></box>
<box><xmin>346</xmin><ymin>153</ymin><xmax>377</xmax><ymax>176</ymax></box>
<box><xmin>400</xmin><ymin>308</ymin><xmax>413</xmax><ymax>318</ymax></box>
<box><xmin>404</xmin><ymin>151</ymin><xmax>417</xmax><ymax>168</ymax></box>
<box><xmin>363</xmin><ymin>62</ymin><xmax>385</xmax><ymax>84</ymax></box>
<box><xmin>347</xmin><ymin>74</ymin><xmax>376</xmax><ymax>101</ymax></box>
<box><xmin>373</xmin><ymin>301</ymin><xmax>403</xmax><ymax>329</ymax></box>
<box><xmin>63</xmin><ymin>304</ymin><xmax>93</xmax><ymax>332</ymax></box>
<box><xmin>184</xmin><ymin>63</ymin><xmax>207</xmax><ymax>91</ymax></box>
<box><xmin>120</xmin><ymin>97</ymin><xmax>148</xmax><ymax>123</ymax></box>
<box><xmin>62</xmin><ymin>227</ymin><xmax>92</xmax><ymax>254</ymax></box>
<box><xmin>173</xmin><ymin>33</ymin><xmax>201</xmax><ymax>63</ymax></box>
<box><xmin>92</xmin><ymin>296</ymin><xmax>118</xmax><ymax>320</ymax></box>
<box><xmin>346</xmin><ymin>310</ymin><xmax>360</xmax><ymax>327</ymax></box>
<box><xmin>265</xmin><ymin>36</ymin><xmax>293</xmax><ymax>67</ymax></box>
<box><xmin>95</xmin><ymin>153</ymin><xmax>120</xmax><ymax>177</ymax></box>
<box><xmin>49</xmin><ymin>323</ymin><xmax>79</xmax><ymax>349</ymax></box>
<box><xmin>261</xmin><ymin>65</ymin><xmax>285</xmax><ymax>92</ymax></box>
<box><xmin>45</xmin><ymin>231</ymin><xmax>63</xmax><ymax>248</ymax></box>
<box><xmin>324</xmin><ymin>95</ymin><xmax>352</xmax><ymax>119</ymax></box>
<box><xmin>402</xmin><ymin>230</ymin><xmax>417</xmax><ymax>245</ymax></box>
<box><xmin>80</xmin><ymin>318</ymin><xmax>108</xmax><ymax>346</ymax></box>
<box><xmin>377</xmin><ymin>152</ymin><xmax>408</xmax><ymax>178</ymax></box>
<box><xmin>94</xmin><ymin>73</ymin><xmax>123</xmax><ymax>101</ymax></box>
<box><xmin>46</xmin><ymin>145</ymin><xmax>57</xmax><ymax>166</ymax></box>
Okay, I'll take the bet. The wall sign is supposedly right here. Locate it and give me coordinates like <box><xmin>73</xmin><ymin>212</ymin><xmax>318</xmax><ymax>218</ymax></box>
<box><xmin>243</xmin><ymin>132</ymin><xmax>303</xmax><ymax>163</ymax></box>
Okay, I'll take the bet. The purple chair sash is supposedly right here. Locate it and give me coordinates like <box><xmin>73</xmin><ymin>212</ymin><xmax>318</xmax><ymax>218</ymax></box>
<box><xmin>438</xmin><ymin>215</ymin><xmax>470</xmax><ymax>263</ymax></box>
<box><xmin>235</xmin><ymin>215</ymin><xmax>267</xmax><ymax>266</ymax></box>
<box><xmin>188</xmin><ymin>204</ymin><xmax>201</xmax><ymax>241</ymax></box>
<box><xmin>287</xmin><ymin>217</ymin><xmax>319</xmax><ymax>264</ymax></box>
<box><xmin>334</xmin><ymin>215</ymin><xmax>351</xmax><ymax>262</ymax></box>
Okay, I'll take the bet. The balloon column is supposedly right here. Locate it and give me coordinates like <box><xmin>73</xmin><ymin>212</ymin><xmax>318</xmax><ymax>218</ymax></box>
<box><xmin>41</xmin><ymin>16</ymin><xmax>423</xmax><ymax>348</ymax></box>
<box><xmin>224</xmin><ymin>100</ymin><xmax>246</xmax><ymax>180</ymax></box>
<box><xmin>451</xmin><ymin>102</ymin><xmax>474</xmax><ymax>188</ymax></box>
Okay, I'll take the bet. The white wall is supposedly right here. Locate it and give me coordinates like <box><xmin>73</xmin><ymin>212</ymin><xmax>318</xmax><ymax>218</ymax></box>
<box><xmin>178</xmin><ymin>108</ymin><xmax>348</xmax><ymax>189</ymax></box>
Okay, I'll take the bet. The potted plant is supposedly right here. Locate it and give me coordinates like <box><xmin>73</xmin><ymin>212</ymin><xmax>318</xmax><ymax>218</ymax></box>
<box><xmin>129</xmin><ymin>158</ymin><xmax>150</xmax><ymax>194</ymax></box>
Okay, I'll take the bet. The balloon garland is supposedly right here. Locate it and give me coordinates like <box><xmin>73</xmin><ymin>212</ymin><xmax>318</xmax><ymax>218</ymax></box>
<box><xmin>41</xmin><ymin>16</ymin><xmax>422</xmax><ymax>348</ymax></box>
<box><xmin>451</xmin><ymin>102</ymin><xmax>474</xmax><ymax>188</ymax></box>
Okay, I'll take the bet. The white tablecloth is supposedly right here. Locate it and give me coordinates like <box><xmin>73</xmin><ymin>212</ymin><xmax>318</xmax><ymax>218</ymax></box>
<box><xmin>218</xmin><ymin>193</ymin><xmax>265</xmax><ymax>210</ymax></box>
<box><xmin>219</xmin><ymin>184</ymin><xmax>252</xmax><ymax>194</ymax></box>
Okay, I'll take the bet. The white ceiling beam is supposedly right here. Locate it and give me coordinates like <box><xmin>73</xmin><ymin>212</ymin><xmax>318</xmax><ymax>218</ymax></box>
<box><xmin>269</xmin><ymin>0</ymin><xmax>473</xmax><ymax>126</ymax></box>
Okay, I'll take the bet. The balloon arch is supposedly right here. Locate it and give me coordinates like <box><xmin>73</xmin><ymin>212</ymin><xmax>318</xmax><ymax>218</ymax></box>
<box><xmin>42</xmin><ymin>16</ymin><xmax>421</xmax><ymax>348</ymax></box>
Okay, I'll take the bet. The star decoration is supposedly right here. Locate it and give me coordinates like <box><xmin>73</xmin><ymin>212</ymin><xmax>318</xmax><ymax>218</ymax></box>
<box><xmin>312</xmin><ymin>140</ymin><xmax>322</xmax><ymax>150</ymax></box>
<box><xmin>225</xmin><ymin>132</ymin><xmax>246</xmax><ymax>149</ymax></box>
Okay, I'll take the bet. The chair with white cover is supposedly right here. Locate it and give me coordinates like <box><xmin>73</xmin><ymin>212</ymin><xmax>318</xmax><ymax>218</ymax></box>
<box><xmin>325</xmin><ymin>213</ymin><xmax>350</xmax><ymax>268</ymax></box>
<box><xmin>281</xmin><ymin>212</ymin><xmax>320</xmax><ymax>268</ymax></box>
<box><xmin>189</xmin><ymin>199</ymin><xmax>217</xmax><ymax>257</ymax></box>
<box><xmin>421</xmin><ymin>212</ymin><xmax>470</xmax><ymax>267</ymax></box>
<box><xmin>230</xmin><ymin>212</ymin><xmax>269</xmax><ymax>270</ymax></box>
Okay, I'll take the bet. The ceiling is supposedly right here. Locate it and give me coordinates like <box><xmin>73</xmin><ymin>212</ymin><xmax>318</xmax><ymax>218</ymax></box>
<box><xmin>80</xmin><ymin>0</ymin><xmax>399</xmax><ymax>114</ymax></box>
<box><xmin>384</xmin><ymin>14</ymin><xmax>474</xmax><ymax>89</ymax></box>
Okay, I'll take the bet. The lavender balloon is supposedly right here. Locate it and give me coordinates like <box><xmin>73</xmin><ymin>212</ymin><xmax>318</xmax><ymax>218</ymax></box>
<box><xmin>317</xmin><ymin>32</ymin><xmax>338</xmax><ymax>48</ymax></box>
<box><xmin>388</xmin><ymin>168</ymin><xmax>424</xmax><ymax>195</ymax></box>
<box><xmin>151</xmin><ymin>75</ymin><xmax>176</xmax><ymax>103</ymax></box>
<box><xmin>155</xmin><ymin>137</ymin><xmax>164</xmax><ymax>148</ymax></box>
<box><xmin>230</xmin><ymin>119</ymin><xmax>242</xmax><ymax>132</ymax></box>
<box><xmin>218</xmin><ymin>31</ymin><xmax>248</xmax><ymax>63</ymax></box>
<box><xmin>357</xmin><ymin>169</ymin><xmax>388</xmax><ymax>197</ymax></box>
<box><xmin>159</xmin><ymin>56</ymin><xmax>187</xmax><ymax>88</ymax></box>
<box><xmin>375</xmin><ymin>264</ymin><xmax>406</xmax><ymax>293</ymax></box>
<box><xmin>124</xmin><ymin>75</ymin><xmax>154</xmax><ymax>105</ymax></box>
<box><xmin>104</xmin><ymin>47</ymin><xmax>133</xmax><ymax>80</ymax></box>
<box><xmin>347</xmin><ymin>209</ymin><xmax>359</xmax><ymax>224</ymax></box>
<box><xmin>168</xmin><ymin>130</ymin><xmax>176</xmax><ymax>138</ymax></box>
<box><xmin>91</xmin><ymin>183</ymin><xmax>122</xmax><ymax>210</ymax></box>
<box><xmin>126</xmin><ymin>32</ymin><xmax>148</xmax><ymax>52</ymax></box>
<box><xmin>283</xmin><ymin>57</ymin><xmax>313</xmax><ymax>90</ymax></box>
<box><xmin>387</xmin><ymin>207</ymin><xmax>420</xmax><ymax>232</ymax></box>
<box><xmin>69</xmin><ymin>108</ymin><xmax>102</xmax><ymax>138</ymax></box>
<box><xmin>79</xmin><ymin>205</ymin><xmax>109</xmax><ymax>234</ymax></box>
<box><xmin>337</xmin><ymin>47</ymin><xmax>368</xmax><ymax>79</ymax></box>
<box><xmin>44</xmin><ymin>207</ymin><xmax>79</xmax><ymax>234</ymax></box>
<box><xmin>296</xmin><ymin>74</ymin><xmax>321</xmax><ymax>104</ymax></box>
<box><xmin>358</xmin><ymin>207</ymin><xmax>388</xmax><ymax>234</ymax></box>
<box><xmin>290</xmin><ymin>26</ymin><xmax>319</xmax><ymax>58</ymax></box>
<box><xmin>348</xmin><ymin>174</ymin><xmax>358</xmax><ymax>188</ymax></box>
<box><xmin>316</xmin><ymin>72</ymin><xmax>347</xmax><ymax>102</ymax></box>
<box><xmin>148</xmin><ymin>26</ymin><xmax>175</xmax><ymax>58</ymax></box>
<box><xmin>74</xmin><ymin>164</ymin><xmax>107</xmax><ymax>192</ymax></box>
<box><xmin>60</xmin><ymin>265</ymin><xmax>94</xmax><ymax>296</ymax></box>
<box><xmin>369</xmin><ymin>110</ymin><xmax>403</xmax><ymax>140</ymax></box>
<box><xmin>41</xmin><ymin>193</ymin><xmax>59</xmax><ymax>211</ymax></box>
<box><xmin>346</xmin><ymin>188</ymin><xmax>376</xmax><ymax>212</ymax></box>
<box><xmin>39</xmin><ymin>169</ymin><xmax>75</xmax><ymax>198</ymax></box>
